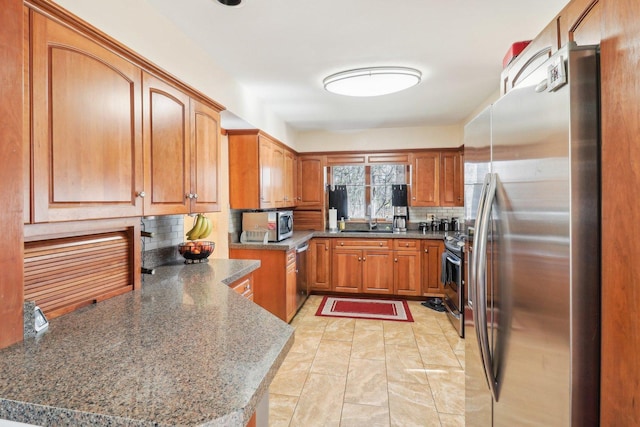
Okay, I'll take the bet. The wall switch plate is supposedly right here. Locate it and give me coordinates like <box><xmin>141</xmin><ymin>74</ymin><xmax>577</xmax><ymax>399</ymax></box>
<box><xmin>34</xmin><ymin>306</ymin><xmax>49</xmax><ymax>333</ymax></box>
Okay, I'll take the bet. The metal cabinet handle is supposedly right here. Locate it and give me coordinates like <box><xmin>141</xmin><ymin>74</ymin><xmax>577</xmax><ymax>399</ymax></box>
<box><xmin>137</xmin><ymin>191</ymin><xmax>146</xmax><ymax>198</ymax></box>
<box><xmin>379</xmin><ymin>242</ymin><xmax>383</xmax><ymax>246</ymax></box>
<box><xmin>394</xmin><ymin>258</ymin><xmax>398</xmax><ymax>262</ymax></box>
<box><xmin>186</xmin><ymin>193</ymin><xmax>193</xmax><ymax>199</ymax></box>
<box><xmin>424</xmin><ymin>249</ymin><xmax>428</xmax><ymax>253</ymax></box>
<box><xmin>363</xmin><ymin>257</ymin><xmax>366</xmax><ymax>261</ymax></box>
<box><xmin>193</xmin><ymin>193</ymin><xmax>198</xmax><ymax>199</ymax></box>
<box><xmin>405</xmin><ymin>243</ymin><xmax>409</xmax><ymax>247</ymax></box>
<box><xmin>358</xmin><ymin>257</ymin><xmax>362</xmax><ymax>261</ymax></box>
<box><xmin>340</xmin><ymin>242</ymin><xmax>344</xmax><ymax>246</ymax></box>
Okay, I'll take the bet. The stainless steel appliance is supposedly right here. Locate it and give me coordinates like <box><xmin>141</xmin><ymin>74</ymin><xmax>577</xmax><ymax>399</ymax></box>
<box><xmin>465</xmin><ymin>43</ymin><xmax>600</xmax><ymax>426</ymax></box>
<box><xmin>295</xmin><ymin>241</ymin><xmax>309</xmax><ymax>310</ymax></box>
<box><xmin>392</xmin><ymin>206</ymin><xmax>408</xmax><ymax>233</ymax></box>
<box><xmin>442</xmin><ymin>234</ymin><xmax>465</xmax><ymax>337</ymax></box>
<box><xmin>242</xmin><ymin>210</ymin><xmax>293</xmax><ymax>242</ymax></box>
<box><xmin>392</xmin><ymin>185</ymin><xmax>408</xmax><ymax>233</ymax></box>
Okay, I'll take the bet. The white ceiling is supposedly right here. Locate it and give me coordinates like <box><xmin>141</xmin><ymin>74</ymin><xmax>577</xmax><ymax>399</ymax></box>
<box><xmin>146</xmin><ymin>0</ymin><xmax>566</xmax><ymax>132</ymax></box>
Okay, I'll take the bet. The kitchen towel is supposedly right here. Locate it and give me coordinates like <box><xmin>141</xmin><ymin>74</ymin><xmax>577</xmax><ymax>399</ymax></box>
<box><xmin>328</xmin><ymin>185</ymin><xmax>348</xmax><ymax>220</ymax></box>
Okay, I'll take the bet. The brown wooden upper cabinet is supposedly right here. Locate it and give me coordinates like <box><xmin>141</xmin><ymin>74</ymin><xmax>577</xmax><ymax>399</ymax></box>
<box><xmin>26</xmin><ymin>11</ymin><xmax>221</xmax><ymax>223</ymax></box>
<box><xmin>29</xmin><ymin>11</ymin><xmax>144</xmax><ymax>222</ymax></box>
<box><xmin>189</xmin><ymin>99</ymin><xmax>221</xmax><ymax>213</ymax></box>
<box><xmin>228</xmin><ymin>130</ymin><xmax>296</xmax><ymax>209</ymax></box>
<box><xmin>142</xmin><ymin>72</ymin><xmax>191</xmax><ymax>216</ymax></box>
<box><xmin>439</xmin><ymin>149</ymin><xmax>464</xmax><ymax>207</ymax></box>
<box><xmin>297</xmin><ymin>155</ymin><xmax>325</xmax><ymax>208</ymax></box>
<box><xmin>142</xmin><ymin>74</ymin><xmax>221</xmax><ymax>215</ymax></box>
<box><xmin>410</xmin><ymin>152</ymin><xmax>440</xmax><ymax>207</ymax></box>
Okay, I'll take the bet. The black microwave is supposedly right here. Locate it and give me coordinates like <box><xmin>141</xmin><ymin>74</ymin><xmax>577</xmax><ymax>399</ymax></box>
<box><xmin>242</xmin><ymin>210</ymin><xmax>293</xmax><ymax>242</ymax></box>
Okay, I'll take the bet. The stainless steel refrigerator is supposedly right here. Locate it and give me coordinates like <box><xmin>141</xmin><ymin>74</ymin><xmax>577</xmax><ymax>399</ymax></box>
<box><xmin>464</xmin><ymin>43</ymin><xmax>600</xmax><ymax>426</ymax></box>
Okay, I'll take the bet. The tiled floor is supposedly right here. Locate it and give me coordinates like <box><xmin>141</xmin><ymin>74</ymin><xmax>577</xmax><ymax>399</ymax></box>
<box><xmin>269</xmin><ymin>295</ymin><xmax>465</xmax><ymax>427</ymax></box>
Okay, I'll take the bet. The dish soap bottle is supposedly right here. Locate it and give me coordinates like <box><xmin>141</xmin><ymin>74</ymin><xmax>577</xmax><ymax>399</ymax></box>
<box><xmin>339</xmin><ymin>217</ymin><xmax>346</xmax><ymax>231</ymax></box>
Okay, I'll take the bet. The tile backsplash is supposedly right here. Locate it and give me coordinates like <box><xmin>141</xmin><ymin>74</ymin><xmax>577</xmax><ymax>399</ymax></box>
<box><xmin>408</xmin><ymin>207</ymin><xmax>465</xmax><ymax>223</ymax></box>
<box><xmin>141</xmin><ymin>215</ymin><xmax>185</xmax><ymax>268</ymax></box>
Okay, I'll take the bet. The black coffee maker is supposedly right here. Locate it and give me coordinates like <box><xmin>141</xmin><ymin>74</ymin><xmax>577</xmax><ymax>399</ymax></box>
<box><xmin>391</xmin><ymin>185</ymin><xmax>408</xmax><ymax>233</ymax></box>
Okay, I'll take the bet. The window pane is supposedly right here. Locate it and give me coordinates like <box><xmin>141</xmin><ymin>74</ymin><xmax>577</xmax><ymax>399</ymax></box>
<box><xmin>371</xmin><ymin>165</ymin><xmax>406</xmax><ymax>219</ymax></box>
<box><xmin>333</xmin><ymin>165</ymin><xmax>365</xmax><ymax>219</ymax></box>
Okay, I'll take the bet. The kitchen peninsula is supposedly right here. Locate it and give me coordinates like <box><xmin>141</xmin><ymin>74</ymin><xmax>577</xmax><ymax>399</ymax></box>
<box><xmin>0</xmin><ymin>259</ymin><xmax>294</xmax><ymax>426</ymax></box>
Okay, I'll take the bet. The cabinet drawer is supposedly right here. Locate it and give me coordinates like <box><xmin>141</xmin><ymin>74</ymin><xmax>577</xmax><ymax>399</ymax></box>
<box><xmin>286</xmin><ymin>249</ymin><xmax>296</xmax><ymax>266</ymax></box>
<box><xmin>231</xmin><ymin>274</ymin><xmax>254</xmax><ymax>299</ymax></box>
<box><xmin>334</xmin><ymin>239</ymin><xmax>391</xmax><ymax>249</ymax></box>
<box><xmin>393</xmin><ymin>239</ymin><xmax>420</xmax><ymax>251</ymax></box>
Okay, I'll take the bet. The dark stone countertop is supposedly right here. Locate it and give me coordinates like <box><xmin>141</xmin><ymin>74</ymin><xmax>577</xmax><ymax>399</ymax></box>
<box><xmin>229</xmin><ymin>229</ymin><xmax>447</xmax><ymax>251</ymax></box>
<box><xmin>0</xmin><ymin>259</ymin><xmax>294</xmax><ymax>427</ymax></box>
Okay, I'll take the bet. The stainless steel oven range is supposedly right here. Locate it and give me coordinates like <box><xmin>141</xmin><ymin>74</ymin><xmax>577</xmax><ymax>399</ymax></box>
<box><xmin>442</xmin><ymin>234</ymin><xmax>465</xmax><ymax>337</ymax></box>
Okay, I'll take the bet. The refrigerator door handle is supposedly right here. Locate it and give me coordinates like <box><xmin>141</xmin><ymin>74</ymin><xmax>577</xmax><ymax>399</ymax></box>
<box><xmin>474</xmin><ymin>172</ymin><xmax>500</xmax><ymax>401</ymax></box>
<box><xmin>471</xmin><ymin>173</ymin><xmax>490</xmax><ymax>384</ymax></box>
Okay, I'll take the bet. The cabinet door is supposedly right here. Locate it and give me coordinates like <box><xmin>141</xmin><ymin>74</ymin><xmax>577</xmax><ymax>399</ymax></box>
<box><xmin>259</xmin><ymin>137</ymin><xmax>275</xmax><ymax>209</ymax></box>
<box><xmin>394</xmin><ymin>250</ymin><xmax>421</xmax><ymax>296</ymax></box>
<box><xmin>286</xmin><ymin>260</ymin><xmax>297</xmax><ymax>322</ymax></box>
<box><xmin>332</xmin><ymin>248</ymin><xmax>362</xmax><ymax>293</ymax></box>
<box><xmin>297</xmin><ymin>155</ymin><xmax>325</xmax><ymax>207</ymax></box>
<box><xmin>284</xmin><ymin>149</ymin><xmax>296</xmax><ymax>207</ymax></box>
<box><xmin>190</xmin><ymin>99</ymin><xmax>220</xmax><ymax>213</ymax></box>
<box><xmin>142</xmin><ymin>72</ymin><xmax>190</xmax><ymax>215</ymax></box>
<box><xmin>272</xmin><ymin>144</ymin><xmax>285</xmax><ymax>207</ymax></box>
<box><xmin>411</xmin><ymin>152</ymin><xmax>439</xmax><ymax>207</ymax></box>
<box><xmin>31</xmin><ymin>12</ymin><xmax>143</xmax><ymax>222</ymax></box>
<box><xmin>362</xmin><ymin>250</ymin><xmax>394</xmax><ymax>294</ymax></box>
<box><xmin>422</xmin><ymin>241</ymin><xmax>444</xmax><ymax>296</ymax></box>
<box><xmin>440</xmin><ymin>150</ymin><xmax>463</xmax><ymax>207</ymax></box>
<box><xmin>309</xmin><ymin>238</ymin><xmax>331</xmax><ymax>291</ymax></box>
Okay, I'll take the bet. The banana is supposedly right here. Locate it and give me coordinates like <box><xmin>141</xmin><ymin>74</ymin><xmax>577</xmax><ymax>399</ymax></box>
<box><xmin>186</xmin><ymin>214</ymin><xmax>204</xmax><ymax>240</ymax></box>
<box><xmin>198</xmin><ymin>216</ymin><xmax>212</xmax><ymax>240</ymax></box>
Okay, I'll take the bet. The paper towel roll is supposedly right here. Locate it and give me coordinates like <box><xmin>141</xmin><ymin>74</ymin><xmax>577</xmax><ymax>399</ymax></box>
<box><xmin>329</xmin><ymin>208</ymin><xmax>338</xmax><ymax>231</ymax></box>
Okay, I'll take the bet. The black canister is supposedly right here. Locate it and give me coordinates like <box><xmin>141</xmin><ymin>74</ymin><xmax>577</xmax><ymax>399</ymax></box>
<box><xmin>440</xmin><ymin>218</ymin><xmax>449</xmax><ymax>231</ymax></box>
<box><xmin>419</xmin><ymin>222</ymin><xmax>428</xmax><ymax>233</ymax></box>
<box><xmin>450</xmin><ymin>218</ymin><xmax>458</xmax><ymax>231</ymax></box>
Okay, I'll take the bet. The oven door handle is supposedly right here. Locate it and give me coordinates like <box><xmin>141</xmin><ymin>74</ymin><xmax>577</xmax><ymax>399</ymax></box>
<box><xmin>446</xmin><ymin>255</ymin><xmax>461</xmax><ymax>266</ymax></box>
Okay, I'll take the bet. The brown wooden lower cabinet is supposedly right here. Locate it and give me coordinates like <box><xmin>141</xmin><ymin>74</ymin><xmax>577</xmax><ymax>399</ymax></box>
<box><xmin>229</xmin><ymin>248</ymin><xmax>298</xmax><ymax>322</ymax></box>
<box><xmin>230</xmin><ymin>273</ymin><xmax>254</xmax><ymax>301</ymax></box>
<box><xmin>246</xmin><ymin>412</ymin><xmax>256</xmax><ymax>427</ymax></box>
<box><xmin>308</xmin><ymin>238</ymin><xmax>331</xmax><ymax>291</ymax></box>
<box><xmin>331</xmin><ymin>239</ymin><xmax>392</xmax><ymax>294</ymax></box>
<box><xmin>421</xmin><ymin>240</ymin><xmax>444</xmax><ymax>297</ymax></box>
<box><xmin>394</xmin><ymin>250</ymin><xmax>421</xmax><ymax>296</ymax></box>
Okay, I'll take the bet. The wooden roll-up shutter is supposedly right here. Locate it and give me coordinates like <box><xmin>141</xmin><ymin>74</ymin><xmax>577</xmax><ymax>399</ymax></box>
<box><xmin>24</xmin><ymin>231</ymin><xmax>133</xmax><ymax>319</ymax></box>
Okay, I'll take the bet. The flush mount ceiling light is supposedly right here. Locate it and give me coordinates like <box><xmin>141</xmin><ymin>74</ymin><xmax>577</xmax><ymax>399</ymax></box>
<box><xmin>323</xmin><ymin>66</ymin><xmax>422</xmax><ymax>97</ymax></box>
<box><xmin>217</xmin><ymin>0</ymin><xmax>244</xmax><ymax>7</ymax></box>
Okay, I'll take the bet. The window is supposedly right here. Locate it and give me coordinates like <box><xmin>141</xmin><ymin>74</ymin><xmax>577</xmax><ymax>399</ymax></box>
<box><xmin>331</xmin><ymin>164</ymin><xmax>407</xmax><ymax>220</ymax></box>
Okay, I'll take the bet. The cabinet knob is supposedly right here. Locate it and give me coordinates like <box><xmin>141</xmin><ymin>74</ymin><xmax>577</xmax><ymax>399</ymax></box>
<box><xmin>394</xmin><ymin>258</ymin><xmax>398</xmax><ymax>262</ymax></box>
<box><xmin>379</xmin><ymin>242</ymin><xmax>383</xmax><ymax>246</ymax></box>
<box><xmin>340</xmin><ymin>242</ymin><xmax>344</xmax><ymax>246</ymax></box>
<box><xmin>193</xmin><ymin>193</ymin><xmax>198</xmax><ymax>199</ymax></box>
<box><xmin>362</xmin><ymin>257</ymin><xmax>366</xmax><ymax>261</ymax></box>
<box><xmin>245</xmin><ymin>283</ymin><xmax>251</xmax><ymax>291</ymax></box>
<box><xmin>186</xmin><ymin>193</ymin><xmax>193</xmax><ymax>199</ymax></box>
<box><xmin>325</xmin><ymin>246</ymin><xmax>328</xmax><ymax>251</ymax></box>
<box><xmin>137</xmin><ymin>191</ymin><xmax>146</xmax><ymax>198</ymax></box>
<box><xmin>405</xmin><ymin>243</ymin><xmax>409</xmax><ymax>247</ymax></box>
<box><xmin>425</xmin><ymin>249</ymin><xmax>428</xmax><ymax>253</ymax></box>
<box><xmin>358</xmin><ymin>257</ymin><xmax>362</xmax><ymax>261</ymax></box>
<box><xmin>412</xmin><ymin>196</ymin><xmax>416</xmax><ymax>200</ymax></box>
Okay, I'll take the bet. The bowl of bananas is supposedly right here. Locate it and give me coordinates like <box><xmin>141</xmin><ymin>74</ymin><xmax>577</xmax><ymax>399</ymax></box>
<box><xmin>179</xmin><ymin>214</ymin><xmax>215</xmax><ymax>263</ymax></box>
